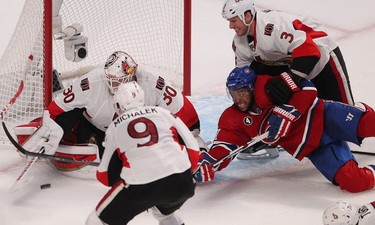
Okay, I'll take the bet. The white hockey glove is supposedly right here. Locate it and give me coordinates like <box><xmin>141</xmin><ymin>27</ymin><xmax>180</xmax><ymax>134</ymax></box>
<box><xmin>191</xmin><ymin>128</ymin><xmax>210</xmax><ymax>152</ymax></box>
<box><xmin>22</xmin><ymin>110</ymin><xmax>63</xmax><ymax>155</ymax></box>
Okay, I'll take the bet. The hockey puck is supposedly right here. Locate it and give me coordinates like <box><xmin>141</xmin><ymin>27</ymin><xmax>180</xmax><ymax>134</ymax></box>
<box><xmin>40</xmin><ymin>183</ymin><xmax>51</xmax><ymax>189</ymax></box>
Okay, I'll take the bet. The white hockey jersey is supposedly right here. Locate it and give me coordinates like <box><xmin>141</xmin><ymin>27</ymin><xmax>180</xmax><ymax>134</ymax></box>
<box><xmin>97</xmin><ymin>106</ymin><xmax>200</xmax><ymax>185</ymax></box>
<box><xmin>47</xmin><ymin>67</ymin><xmax>198</xmax><ymax>131</ymax></box>
<box><xmin>233</xmin><ymin>9</ymin><xmax>338</xmax><ymax>80</ymax></box>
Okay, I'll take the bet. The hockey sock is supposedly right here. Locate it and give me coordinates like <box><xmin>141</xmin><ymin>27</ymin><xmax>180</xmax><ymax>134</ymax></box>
<box><xmin>357</xmin><ymin>111</ymin><xmax>375</xmax><ymax>137</ymax></box>
<box><xmin>335</xmin><ymin>160</ymin><xmax>375</xmax><ymax>193</ymax></box>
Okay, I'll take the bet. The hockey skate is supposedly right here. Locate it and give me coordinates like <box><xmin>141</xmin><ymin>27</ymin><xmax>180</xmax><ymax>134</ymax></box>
<box><xmin>237</xmin><ymin>142</ymin><xmax>281</xmax><ymax>160</ymax></box>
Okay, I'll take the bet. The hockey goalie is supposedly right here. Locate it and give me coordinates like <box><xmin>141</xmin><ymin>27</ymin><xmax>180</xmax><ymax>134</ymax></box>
<box><xmin>13</xmin><ymin>51</ymin><xmax>203</xmax><ymax>177</ymax></box>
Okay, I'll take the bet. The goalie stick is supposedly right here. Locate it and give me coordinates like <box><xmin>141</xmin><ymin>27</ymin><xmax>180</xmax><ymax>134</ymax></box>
<box><xmin>9</xmin><ymin>148</ymin><xmax>44</xmax><ymax>192</ymax></box>
<box><xmin>0</xmin><ymin>55</ymin><xmax>33</xmax><ymax>118</ymax></box>
<box><xmin>2</xmin><ymin>121</ymin><xmax>100</xmax><ymax>166</ymax></box>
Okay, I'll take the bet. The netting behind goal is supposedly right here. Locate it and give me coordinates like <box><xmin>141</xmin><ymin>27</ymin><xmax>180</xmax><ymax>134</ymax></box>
<box><xmin>0</xmin><ymin>0</ymin><xmax>191</xmax><ymax>144</ymax></box>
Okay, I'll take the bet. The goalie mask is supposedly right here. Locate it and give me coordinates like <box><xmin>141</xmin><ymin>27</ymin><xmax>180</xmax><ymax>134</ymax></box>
<box><xmin>322</xmin><ymin>201</ymin><xmax>359</xmax><ymax>225</ymax></box>
<box><xmin>104</xmin><ymin>51</ymin><xmax>138</xmax><ymax>94</ymax></box>
<box><xmin>113</xmin><ymin>81</ymin><xmax>145</xmax><ymax>114</ymax></box>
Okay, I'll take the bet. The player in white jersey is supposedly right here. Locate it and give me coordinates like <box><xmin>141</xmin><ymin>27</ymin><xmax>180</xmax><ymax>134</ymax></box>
<box><xmin>222</xmin><ymin>0</ymin><xmax>354</xmax><ymax>106</ymax></box>
<box><xmin>85</xmin><ymin>81</ymin><xmax>199</xmax><ymax>225</ymax></box>
<box><xmin>323</xmin><ymin>200</ymin><xmax>375</xmax><ymax>225</ymax></box>
<box><xmin>15</xmin><ymin>51</ymin><xmax>202</xmax><ymax>171</ymax></box>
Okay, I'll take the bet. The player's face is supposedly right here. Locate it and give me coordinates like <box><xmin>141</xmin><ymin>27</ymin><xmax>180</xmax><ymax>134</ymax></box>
<box><xmin>229</xmin><ymin>88</ymin><xmax>252</xmax><ymax>112</ymax></box>
<box><xmin>227</xmin><ymin>16</ymin><xmax>248</xmax><ymax>36</ymax></box>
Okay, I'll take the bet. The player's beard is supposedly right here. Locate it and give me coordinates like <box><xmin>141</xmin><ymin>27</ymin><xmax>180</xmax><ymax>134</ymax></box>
<box><xmin>235</xmin><ymin>98</ymin><xmax>254</xmax><ymax>112</ymax></box>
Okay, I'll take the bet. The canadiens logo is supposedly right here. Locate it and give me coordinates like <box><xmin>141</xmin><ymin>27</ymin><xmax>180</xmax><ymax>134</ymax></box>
<box><xmin>243</xmin><ymin>116</ymin><xmax>253</xmax><ymax>125</ymax></box>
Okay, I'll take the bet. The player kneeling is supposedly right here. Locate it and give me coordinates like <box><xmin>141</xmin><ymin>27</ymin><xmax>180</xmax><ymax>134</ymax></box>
<box><xmin>86</xmin><ymin>82</ymin><xmax>199</xmax><ymax>225</ymax></box>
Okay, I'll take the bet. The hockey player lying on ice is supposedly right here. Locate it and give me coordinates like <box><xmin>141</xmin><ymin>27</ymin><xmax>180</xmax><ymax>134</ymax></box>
<box><xmin>195</xmin><ymin>65</ymin><xmax>375</xmax><ymax>193</ymax></box>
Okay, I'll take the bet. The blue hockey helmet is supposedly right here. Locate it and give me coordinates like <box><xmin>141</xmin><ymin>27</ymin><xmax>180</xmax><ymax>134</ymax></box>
<box><xmin>226</xmin><ymin>66</ymin><xmax>256</xmax><ymax>92</ymax></box>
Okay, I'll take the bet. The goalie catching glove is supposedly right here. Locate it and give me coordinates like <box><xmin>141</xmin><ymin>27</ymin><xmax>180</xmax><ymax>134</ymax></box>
<box><xmin>266</xmin><ymin>104</ymin><xmax>301</xmax><ymax>143</ymax></box>
<box><xmin>16</xmin><ymin>110</ymin><xmax>63</xmax><ymax>155</ymax></box>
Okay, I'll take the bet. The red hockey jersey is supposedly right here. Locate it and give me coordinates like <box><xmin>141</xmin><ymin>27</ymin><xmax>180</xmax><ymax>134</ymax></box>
<box><xmin>210</xmin><ymin>75</ymin><xmax>325</xmax><ymax>171</ymax></box>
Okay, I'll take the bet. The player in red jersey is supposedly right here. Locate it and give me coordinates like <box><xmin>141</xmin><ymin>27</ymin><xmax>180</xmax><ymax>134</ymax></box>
<box><xmin>195</xmin><ymin>66</ymin><xmax>375</xmax><ymax>193</ymax></box>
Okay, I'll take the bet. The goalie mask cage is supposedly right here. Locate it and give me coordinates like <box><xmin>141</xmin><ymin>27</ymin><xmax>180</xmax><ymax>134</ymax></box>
<box><xmin>0</xmin><ymin>0</ymin><xmax>191</xmax><ymax>144</ymax></box>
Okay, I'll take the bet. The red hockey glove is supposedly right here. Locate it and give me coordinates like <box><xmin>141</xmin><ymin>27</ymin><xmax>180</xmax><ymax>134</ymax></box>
<box><xmin>266</xmin><ymin>104</ymin><xmax>301</xmax><ymax>143</ymax></box>
<box><xmin>194</xmin><ymin>151</ymin><xmax>216</xmax><ymax>183</ymax></box>
<box><xmin>265</xmin><ymin>72</ymin><xmax>300</xmax><ymax>105</ymax></box>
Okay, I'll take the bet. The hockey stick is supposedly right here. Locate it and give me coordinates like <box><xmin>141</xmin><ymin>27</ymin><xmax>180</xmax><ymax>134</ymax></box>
<box><xmin>2</xmin><ymin>121</ymin><xmax>100</xmax><ymax>166</ymax></box>
<box><xmin>8</xmin><ymin>148</ymin><xmax>44</xmax><ymax>192</ymax></box>
<box><xmin>0</xmin><ymin>55</ymin><xmax>33</xmax><ymax>118</ymax></box>
<box><xmin>211</xmin><ymin>132</ymin><xmax>269</xmax><ymax>170</ymax></box>
<box><xmin>351</xmin><ymin>150</ymin><xmax>375</xmax><ymax>156</ymax></box>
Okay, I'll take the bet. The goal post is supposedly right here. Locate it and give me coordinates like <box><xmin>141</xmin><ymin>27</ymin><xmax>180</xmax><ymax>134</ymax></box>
<box><xmin>0</xmin><ymin>0</ymin><xmax>191</xmax><ymax>143</ymax></box>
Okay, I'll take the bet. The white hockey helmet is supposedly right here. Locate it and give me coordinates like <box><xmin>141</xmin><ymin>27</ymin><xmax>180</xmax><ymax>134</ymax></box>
<box><xmin>322</xmin><ymin>201</ymin><xmax>359</xmax><ymax>225</ymax></box>
<box><xmin>113</xmin><ymin>81</ymin><xmax>145</xmax><ymax>114</ymax></box>
<box><xmin>104</xmin><ymin>51</ymin><xmax>138</xmax><ymax>94</ymax></box>
<box><xmin>222</xmin><ymin>0</ymin><xmax>256</xmax><ymax>23</ymax></box>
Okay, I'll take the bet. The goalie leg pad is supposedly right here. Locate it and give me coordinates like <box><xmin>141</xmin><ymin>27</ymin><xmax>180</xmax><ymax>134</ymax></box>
<box><xmin>50</xmin><ymin>142</ymin><xmax>99</xmax><ymax>171</ymax></box>
<box><xmin>14</xmin><ymin>120</ymin><xmax>41</xmax><ymax>145</ymax></box>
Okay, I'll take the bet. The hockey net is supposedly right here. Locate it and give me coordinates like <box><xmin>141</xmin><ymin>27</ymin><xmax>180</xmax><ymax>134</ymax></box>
<box><xmin>0</xmin><ymin>0</ymin><xmax>191</xmax><ymax>145</ymax></box>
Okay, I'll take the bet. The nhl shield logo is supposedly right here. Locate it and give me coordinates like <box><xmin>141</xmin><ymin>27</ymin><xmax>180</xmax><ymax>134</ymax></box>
<box><xmin>243</xmin><ymin>116</ymin><xmax>253</xmax><ymax>125</ymax></box>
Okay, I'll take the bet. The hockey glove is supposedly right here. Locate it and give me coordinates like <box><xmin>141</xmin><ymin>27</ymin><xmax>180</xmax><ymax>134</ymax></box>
<box><xmin>266</xmin><ymin>104</ymin><xmax>301</xmax><ymax>143</ymax></box>
<box><xmin>194</xmin><ymin>151</ymin><xmax>216</xmax><ymax>183</ymax></box>
<box><xmin>22</xmin><ymin>110</ymin><xmax>64</xmax><ymax>155</ymax></box>
<box><xmin>265</xmin><ymin>72</ymin><xmax>300</xmax><ymax>105</ymax></box>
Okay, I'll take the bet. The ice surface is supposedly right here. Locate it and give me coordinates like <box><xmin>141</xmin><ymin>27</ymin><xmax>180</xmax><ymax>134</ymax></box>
<box><xmin>1</xmin><ymin>0</ymin><xmax>375</xmax><ymax>224</ymax></box>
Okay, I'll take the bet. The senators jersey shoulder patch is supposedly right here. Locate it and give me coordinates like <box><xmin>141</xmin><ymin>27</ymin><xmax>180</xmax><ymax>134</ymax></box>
<box><xmin>80</xmin><ymin>78</ymin><xmax>90</xmax><ymax>91</ymax></box>
<box><xmin>264</xmin><ymin>23</ymin><xmax>274</xmax><ymax>36</ymax></box>
<box><xmin>156</xmin><ymin>76</ymin><xmax>165</xmax><ymax>91</ymax></box>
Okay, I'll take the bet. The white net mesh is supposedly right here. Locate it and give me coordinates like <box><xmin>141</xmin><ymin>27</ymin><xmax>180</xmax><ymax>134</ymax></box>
<box><xmin>0</xmin><ymin>0</ymin><xmax>187</xmax><ymax>144</ymax></box>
